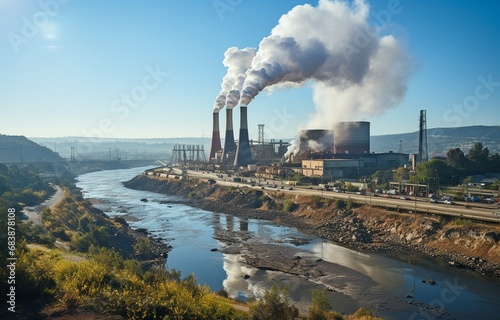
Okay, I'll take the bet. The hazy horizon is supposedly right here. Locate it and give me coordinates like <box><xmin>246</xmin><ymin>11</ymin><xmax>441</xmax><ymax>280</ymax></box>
<box><xmin>2</xmin><ymin>1</ymin><xmax>499</xmax><ymax>140</ymax></box>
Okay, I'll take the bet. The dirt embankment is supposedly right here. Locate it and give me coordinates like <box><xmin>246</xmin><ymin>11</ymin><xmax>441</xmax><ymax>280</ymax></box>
<box><xmin>124</xmin><ymin>175</ymin><xmax>500</xmax><ymax>277</ymax></box>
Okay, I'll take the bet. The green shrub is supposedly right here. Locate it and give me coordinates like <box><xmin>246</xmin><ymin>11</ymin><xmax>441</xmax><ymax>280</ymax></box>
<box><xmin>353</xmin><ymin>307</ymin><xmax>382</xmax><ymax>319</ymax></box>
<box><xmin>283</xmin><ymin>199</ymin><xmax>297</xmax><ymax>212</ymax></box>
<box><xmin>133</xmin><ymin>236</ymin><xmax>153</xmax><ymax>256</ymax></box>
<box><xmin>335</xmin><ymin>199</ymin><xmax>347</xmax><ymax>209</ymax></box>
<box><xmin>311</xmin><ymin>288</ymin><xmax>331</xmax><ymax>311</ymax></box>
<box><xmin>449</xmin><ymin>218</ymin><xmax>473</xmax><ymax>227</ymax></box>
<box><xmin>347</xmin><ymin>198</ymin><xmax>356</xmax><ymax>209</ymax></box>
<box><xmin>308</xmin><ymin>289</ymin><xmax>333</xmax><ymax>320</ymax></box>
<box><xmin>249</xmin><ymin>285</ymin><xmax>299</xmax><ymax>320</ymax></box>
<box><xmin>311</xmin><ymin>195</ymin><xmax>323</xmax><ymax>208</ymax></box>
<box><xmin>188</xmin><ymin>191</ymin><xmax>197</xmax><ymax>198</ymax></box>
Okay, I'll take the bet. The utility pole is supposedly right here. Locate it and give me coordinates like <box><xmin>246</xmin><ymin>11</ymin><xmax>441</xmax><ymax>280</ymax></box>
<box><xmin>466</xmin><ymin>183</ymin><xmax>469</xmax><ymax>208</ymax></box>
<box><xmin>414</xmin><ymin>181</ymin><xmax>418</xmax><ymax>214</ymax></box>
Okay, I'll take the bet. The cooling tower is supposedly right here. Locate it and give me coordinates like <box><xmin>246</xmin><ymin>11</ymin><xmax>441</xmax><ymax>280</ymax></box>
<box><xmin>221</xmin><ymin>108</ymin><xmax>236</xmax><ymax>161</ymax></box>
<box><xmin>208</xmin><ymin>112</ymin><xmax>222</xmax><ymax>162</ymax></box>
<box><xmin>234</xmin><ymin>106</ymin><xmax>252</xmax><ymax>166</ymax></box>
<box><xmin>294</xmin><ymin>129</ymin><xmax>334</xmax><ymax>162</ymax></box>
<box><xmin>333</xmin><ymin>121</ymin><xmax>370</xmax><ymax>154</ymax></box>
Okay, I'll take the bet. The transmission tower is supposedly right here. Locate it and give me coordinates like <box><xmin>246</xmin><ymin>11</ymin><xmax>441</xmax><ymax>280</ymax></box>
<box><xmin>418</xmin><ymin>110</ymin><xmax>428</xmax><ymax>162</ymax></box>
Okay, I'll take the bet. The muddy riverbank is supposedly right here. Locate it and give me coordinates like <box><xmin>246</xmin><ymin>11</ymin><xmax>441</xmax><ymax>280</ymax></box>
<box><xmin>124</xmin><ymin>174</ymin><xmax>500</xmax><ymax>277</ymax></box>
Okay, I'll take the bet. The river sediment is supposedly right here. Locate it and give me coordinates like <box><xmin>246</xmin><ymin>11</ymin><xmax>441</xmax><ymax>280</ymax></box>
<box><xmin>124</xmin><ymin>174</ymin><xmax>500</xmax><ymax>278</ymax></box>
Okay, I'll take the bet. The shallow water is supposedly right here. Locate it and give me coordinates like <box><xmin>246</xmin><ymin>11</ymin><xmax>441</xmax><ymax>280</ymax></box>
<box><xmin>76</xmin><ymin>166</ymin><xmax>500</xmax><ymax>319</ymax></box>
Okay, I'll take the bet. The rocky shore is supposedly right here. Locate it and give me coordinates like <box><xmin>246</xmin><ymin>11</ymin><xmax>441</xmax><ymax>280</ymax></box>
<box><xmin>124</xmin><ymin>174</ymin><xmax>500</xmax><ymax>278</ymax></box>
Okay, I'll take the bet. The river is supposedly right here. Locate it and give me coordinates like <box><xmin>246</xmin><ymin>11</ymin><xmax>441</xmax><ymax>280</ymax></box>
<box><xmin>76</xmin><ymin>166</ymin><xmax>500</xmax><ymax>320</ymax></box>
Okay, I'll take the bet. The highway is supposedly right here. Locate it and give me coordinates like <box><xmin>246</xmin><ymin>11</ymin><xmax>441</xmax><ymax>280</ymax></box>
<box><xmin>185</xmin><ymin>170</ymin><xmax>500</xmax><ymax>223</ymax></box>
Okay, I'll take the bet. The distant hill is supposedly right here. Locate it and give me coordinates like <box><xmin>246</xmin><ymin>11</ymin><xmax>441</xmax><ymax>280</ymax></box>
<box><xmin>371</xmin><ymin>125</ymin><xmax>500</xmax><ymax>156</ymax></box>
<box><xmin>0</xmin><ymin>135</ymin><xmax>64</xmax><ymax>164</ymax></box>
<box><xmin>21</xmin><ymin>125</ymin><xmax>500</xmax><ymax>162</ymax></box>
<box><xmin>29</xmin><ymin>137</ymin><xmax>204</xmax><ymax>161</ymax></box>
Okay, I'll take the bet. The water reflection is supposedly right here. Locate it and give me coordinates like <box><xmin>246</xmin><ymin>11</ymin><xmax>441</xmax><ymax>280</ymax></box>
<box><xmin>76</xmin><ymin>166</ymin><xmax>500</xmax><ymax>320</ymax></box>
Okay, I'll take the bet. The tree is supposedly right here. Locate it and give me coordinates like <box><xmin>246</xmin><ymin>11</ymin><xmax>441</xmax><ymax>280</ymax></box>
<box><xmin>414</xmin><ymin>159</ymin><xmax>451</xmax><ymax>191</ymax></box>
<box><xmin>372</xmin><ymin>170</ymin><xmax>393</xmax><ymax>187</ymax></box>
<box><xmin>488</xmin><ymin>153</ymin><xmax>500</xmax><ymax>173</ymax></box>
<box><xmin>249</xmin><ymin>285</ymin><xmax>299</xmax><ymax>320</ymax></box>
<box><xmin>467</xmin><ymin>142</ymin><xmax>489</xmax><ymax>171</ymax></box>
<box><xmin>394</xmin><ymin>167</ymin><xmax>409</xmax><ymax>181</ymax></box>
<box><xmin>294</xmin><ymin>172</ymin><xmax>306</xmax><ymax>184</ymax></box>
<box><xmin>446</xmin><ymin>148</ymin><xmax>469</xmax><ymax>172</ymax></box>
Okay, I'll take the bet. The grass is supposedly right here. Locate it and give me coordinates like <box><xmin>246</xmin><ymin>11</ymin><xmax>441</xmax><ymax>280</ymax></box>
<box><xmin>449</xmin><ymin>218</ymin><xmax>473</xmax><ymax>227</ymax></box>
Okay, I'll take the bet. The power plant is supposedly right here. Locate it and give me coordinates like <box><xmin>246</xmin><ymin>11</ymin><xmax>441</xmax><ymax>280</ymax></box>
<box><xmin>201</xmin><ymin>108</ymin><xmax>414</xmax><ymax>182</ymax></box>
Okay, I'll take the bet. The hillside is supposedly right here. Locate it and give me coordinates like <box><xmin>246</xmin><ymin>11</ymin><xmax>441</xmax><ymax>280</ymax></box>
<box><xmin>30</xmin><ymin>137</ymin><xmax>190</xmax><ymax>161</ymax></box>
<box><xmin>0</xmin><ymin>134</ymin><xmax>63</xmax><ymax>164</ymax></box>
<box><xmin>371</xmin><ymin>125</ymin><xmax>500</xmax><ymax>155</ymax></box>
<box><xmin>24</xmin><ymin>125</ymin><xmax>500</xmax><ymax>162</ymax></box>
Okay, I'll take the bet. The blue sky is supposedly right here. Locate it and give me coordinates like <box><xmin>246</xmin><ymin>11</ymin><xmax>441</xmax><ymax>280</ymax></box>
<box><xmin>1</xmin><ymin>0</ymin><xmax>499</xmax><ymax>139</ymax></box>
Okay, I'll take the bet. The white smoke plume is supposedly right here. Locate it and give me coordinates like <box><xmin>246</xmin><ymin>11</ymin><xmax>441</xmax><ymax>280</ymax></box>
<box><xmin>213</xmin><ymin>47</ymin><xmax>256</xmax><ymax>113</ymax></box>
<box><xmin>234</xmin><ymin>0</ymin><xmax>413</xmax><ymax>160</ymax></box>
<box><xmin>307</xmin><ymin>140</ymin><xmax>324</xmax><ymax>152</ymax></box>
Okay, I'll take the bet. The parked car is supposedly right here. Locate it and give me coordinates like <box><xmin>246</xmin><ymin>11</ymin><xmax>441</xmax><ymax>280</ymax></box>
<box><xmin>400</xmin><ymin>196</ymin><xmax>410</xmax><ymax>200</ymax></box>
<box><xmin>484</xmin><ymin>198</ymin><xmax>495</xmax><ymax>204</ymax></box>
<box><xmin>464</xmin><ymin>196</ymin><xmax>481</xmax><ymax>202</ymax></box>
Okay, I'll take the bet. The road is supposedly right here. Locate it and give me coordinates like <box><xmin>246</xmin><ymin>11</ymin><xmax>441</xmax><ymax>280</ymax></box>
<box><xmin>185</xmin><ymin>170</ymin><xmax>500</xmax><ymax>223</ymax></box>
<box><xmin>21</xmin><ymin>185</ymin><xmax>65</xmax><ymax>226</ymax></box>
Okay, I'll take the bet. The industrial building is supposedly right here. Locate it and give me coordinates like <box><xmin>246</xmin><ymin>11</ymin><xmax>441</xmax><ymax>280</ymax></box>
<box><xmin>298</xmin><ymin>121</ymin><xmax>409</xmax><ymax>180</ymax></box>
<box><xmin>208</xmin><ymin>104</ymin><xmax>411</xmax><ymax>179</ymax></box>
<box><xmin>301</xmin><ymin>152</ymin><xmax>409</xmax><ymax>180</ymax></box>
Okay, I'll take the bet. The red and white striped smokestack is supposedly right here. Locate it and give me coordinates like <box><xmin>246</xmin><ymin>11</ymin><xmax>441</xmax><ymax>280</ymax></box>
<box><xmin>208</xmin><ymin>112</ymin><xmax>222</xmax><ymax>162</ymax></box>
<box><xmin>221</xmin><ymin>108</ymin><xmax>236</xmax><ymax>160</ymax></box>
<box><xmin>234</xmin><ymin>105</ymin><xmax>252</xmax><ymax>166</ymax></box>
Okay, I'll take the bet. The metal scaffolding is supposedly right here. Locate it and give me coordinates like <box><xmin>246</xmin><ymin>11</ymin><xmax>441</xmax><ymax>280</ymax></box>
<box><xmin>170</xmin><ymin>144</ymin><xmax>206</xmax><ymax>164</ymax></box>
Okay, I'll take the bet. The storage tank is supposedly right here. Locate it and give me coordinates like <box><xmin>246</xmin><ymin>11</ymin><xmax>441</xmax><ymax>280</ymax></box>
<box><xmin>333</xmin><ymin>121</ymin><xmax>370</xmax><ymax>154</ymax></box>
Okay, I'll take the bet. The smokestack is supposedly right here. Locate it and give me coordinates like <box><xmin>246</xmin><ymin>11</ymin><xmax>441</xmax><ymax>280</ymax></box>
<box><xmin>209</xmin><ymin>112</ymin><xmax>222</xmax><ymax>162</ymax></box>
<box><xmin>221</xmin><ymin>108</ymin><xmax>236</xmax><ymax>160</ymax></box>
<box><xmin>234</xmin><ymin>106</ymin><xmax>252</xmax><ymax>166</ymax></box>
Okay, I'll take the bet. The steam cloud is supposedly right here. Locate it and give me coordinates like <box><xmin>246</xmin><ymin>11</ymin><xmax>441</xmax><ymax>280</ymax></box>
<box><xmin>239</xmin><ymin>0</ymin><xmax>412</xmax><ymax>110</ymax></box>
<box><xmin>212</xmin><ymin>0</ymin><xmax>411</xmax><ymax>160</ymax></box>
<box><xmin>238</xmin><ymin>0</ymin><xmax>410</xmax><ymax>160</ymax></box>
<box><xmin>213</xmin><ymin>47</ymin><xmax>256</xmax><ymax>113</ymax></box>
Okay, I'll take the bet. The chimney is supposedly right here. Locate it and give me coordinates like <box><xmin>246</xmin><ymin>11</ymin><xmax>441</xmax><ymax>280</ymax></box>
<box><xmin>221</xmin><ymin>108</ymin><xmax>236</xmax><ymax>161</ymax></box>
<box><xmin>208</xmin><ymin>112</ymin><xmax>222</xmax><ymax>162</ymax></box>
<box><xmin>234</xmin><ymin>105</ymin><xmax>252</xmax><ymax>166</ymax></box>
